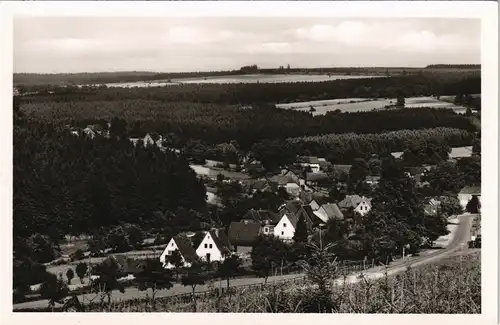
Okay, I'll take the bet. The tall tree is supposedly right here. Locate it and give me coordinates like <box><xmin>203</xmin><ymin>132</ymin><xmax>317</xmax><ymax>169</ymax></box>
<box><xmin>217</xmin><ymin>253</ymin><xmax>242</xmax><ymax>289</ymax></box>
<box><xmin>75</xmin><ymin>262</ymin><xmax>88</xmax><ymax>284</ymax></box>
<box><xmin>91</xmin><ymin>257</ymin><xmax>125</xmax><ymax>305</ymax></box>
<box><xmin>293</xmin><ymin>215</ymin><xmax>309</xmax><ymax>243</ymax></box>
<box><xmin>40</xmin><ymin>273</ymin><xmax>69</xmax><ymax>309</ymax></box>
<box><xmin>466</xmin><ymin>195</ymin><xmax>481</xmax><ymax>214</ymax></box>
<box><xmin>135</xmin><ymin>259</ymin><xmax>174</xmax><ymax>310</ymax></box>
<box><xmin>251</xmin><ymin>235</ymin><xmax>288</xmax><ymax>283</ymax></box>
<box><xmin>349</xmin><ymin>158</ymin><xmax>368</xmax><ymax>184</ymax></box>
<box><xmin>66</xmin><ymin>268</ymin><xmax>75</xmax><ymax>285</ymax></box>
<box><xmin>166</xmin><ymin>249</ymin><xmax>184</xmax><ymax>281</ymax></box>
<box><xmin>181</xmin><ymin>261</ymin><xmax>208</xmax><ymax>312</ymax></box>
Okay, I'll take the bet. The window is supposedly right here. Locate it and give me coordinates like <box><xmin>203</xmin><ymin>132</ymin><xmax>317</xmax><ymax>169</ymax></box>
<box><xmin>204</xmin><ymin>243</ymin><xmax>208</xmax><ymax>248</ymax></box>
<box><xmin>167</xmin><ymin>250</ymin><xmax>172</xmax><ymax>255</ymax></box>
<box><xmin>171</xmin><ymin>243</ymin><xmax>174</xmax><ymax>247</ymax></box>
<box><xmin>264</xmin><ymin>227</ymin><xmax>268</xmax><ymax>233</ymax></box>
<box><xmin>283</xmin><ymin>223</ymin><xmax>287</xmax><ymax>227</ymax></box>
<box><xmin>281</xmin><ymin>231</ymin><xmax>284</xmax><ymax>235</ymax></box>
<box><xmin>209</xmin><ymin>244</ymin><xmax>213</xmax><ymax>249</ymax></box>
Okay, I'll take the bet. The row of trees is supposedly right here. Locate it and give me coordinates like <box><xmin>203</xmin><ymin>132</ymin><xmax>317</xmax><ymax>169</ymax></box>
<box><xmin>21</xmin><ymin>98</ymin><xmax>476</xmax><ymax>149</ymax></box>
<box><xmin>21</xmin><ymin>74</ymin><xmax>480</xmax><ymax>105</ymax></box>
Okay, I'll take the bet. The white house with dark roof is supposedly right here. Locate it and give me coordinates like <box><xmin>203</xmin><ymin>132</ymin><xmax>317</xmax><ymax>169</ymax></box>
<box><xmin>160</xmin><ymin>235</ymin><xmax>197</xmax><ymax>269</ymax></box>
<box><xmin>339</xmin><ymin>195</ymin><xmax>373</xmax><ymax>216</ymax></box>
<box><xmin>195</xmin><ymin>229</ymin><xmax>232</xmax><ymax>263</ymax></box>
<box><xmin>273</xmin><ymin>213</ymin><xmax>297</xmax><ymax>240</ymax></box>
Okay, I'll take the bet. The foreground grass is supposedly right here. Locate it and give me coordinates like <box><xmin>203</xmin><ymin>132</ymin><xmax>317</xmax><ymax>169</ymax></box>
<box><xmin>70</xmin><ymin>252</ymin><xmax>479</xmax><ymax>313</ymax></box>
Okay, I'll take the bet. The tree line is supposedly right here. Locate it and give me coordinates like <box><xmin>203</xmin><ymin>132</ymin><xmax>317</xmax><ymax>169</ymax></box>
<box><xmin>20</xmin><ymin>74</ymin><xmax>480</xmax><ymax>105</ymax></box>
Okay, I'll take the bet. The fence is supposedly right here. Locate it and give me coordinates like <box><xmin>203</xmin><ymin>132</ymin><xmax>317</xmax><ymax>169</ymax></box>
<box><xmin>155</xmin><ymin>275</ymin><xmax>308</xmax><ymax>305</ymax></box>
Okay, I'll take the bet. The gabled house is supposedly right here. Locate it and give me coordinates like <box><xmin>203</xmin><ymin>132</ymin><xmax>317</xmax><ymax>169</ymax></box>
<box><xmin>268</xmin><ymin>175</ymin><xmax>301</xmax><ymax>197</ymax></box>
<box><xmin>228</xmin><ymin>221</ymin><xmax>262</xmax><ymax>253</ymax></box>
<box><xmin>274</xmin><ymin>202</ymin><xmax>322</xmax><ymax>241</ymax></box>
<box><xmin>313</xmin><ymin>203</ymin><xmax>344</xmax><ymax>223</ymax></box>
<box><xmin>273</xmin><ymin>213</ymin><xmax>299</xmax><ymax>240</ymax></box>
<box><xmin>143</xmin><ymin>133</ymin><xmax>156</xmax><ymax>147</ymax></box>
<box><xmin>195</xmin><ymin>229</ymin><xmax>232</xmax><ymax>263</ymax></box>
<box><xmin>338</xmin><ymin>195</ymin><xmax>372</xmax><ymax>216</ymax></box>
<box><xmin>299</xmin><ymin>191</ymin><xmax>329</xmax><ymax>211</ymax></box>
<box><xmin>160</xmin><ymin>235</ymin><xmax>197</xmax><ymax>269</ymax></box>
<box><xmin>458</xmin><ymin>186</ymin><xmax>481</xmax><ymax>209</ymax></box>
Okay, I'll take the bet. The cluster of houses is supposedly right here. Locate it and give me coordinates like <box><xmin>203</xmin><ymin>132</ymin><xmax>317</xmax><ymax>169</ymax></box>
<box><xmin>157</xmin><ymin>190</ymin><xmax>376</xmax><ymax>269</ymax></box>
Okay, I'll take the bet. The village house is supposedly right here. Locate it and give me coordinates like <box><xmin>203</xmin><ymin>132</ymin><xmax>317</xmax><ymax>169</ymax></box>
<box><xmin>274</xmin><ymin>200</ymin><xmax>322</xmax><ymax>240</ymax></box>
<box><xmin>297</xmin><ymin>156</ymin><xmax>321</xmax><ymax>173</ymax></box>
<box><xmin>160</xmin><ymin>235</ymin><xmax>197</xmax><ymax>269</ymax></box>
<box><xmin>305</xmin><ymin>172</ymin><xmax>330</xmax><ymax>187</ymax></box>
<box><xmin>299</xmin><ymin>190</ymin><xmax>329</xmax><ymax>211</ymax></box>
<box><xmin>338</xmin><ymin>195</ymin><xmax>373</xmax><ymax>216</ymax></box>
<box><xmin>268</xmin><ymin>175</ymin><xmax>301</xmax><ymax>197</ymax></box>
<box><xmin>195</xmin><ymin>229</ymin><xmax>232</xmax><ymax>263</ymax></box>
<box><xmin>458</xmin><ymin>186</ymin><xmax>481</xmax><ymax>209</ymax></box>
<box><xmin>241</xmin><ymin>209</ymin><xmax>280</xmax><ymax>235</ymax></box>
<box><xmin>228</xmin><ymin>221</ymin><xmax>262</xmax><ymax>253</ymax></box>
<box><xmin>313</xmin><ymin>203</ymin><xmax>344</xmax><ymax>223</ymax></box>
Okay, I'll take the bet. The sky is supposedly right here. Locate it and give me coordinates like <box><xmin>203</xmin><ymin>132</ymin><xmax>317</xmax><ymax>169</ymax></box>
<box><xmin>14</xmin><ymin>17</ymin><xmax>481</xmax><ymax>73</ymax></box>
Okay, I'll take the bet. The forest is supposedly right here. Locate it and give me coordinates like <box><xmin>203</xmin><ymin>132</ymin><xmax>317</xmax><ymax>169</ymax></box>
<box><xmin>14</xmin><ymin>100</ymin><xmax>208</xmax><ymax>250</ymax></box>
<box><xmin>21</xmin><ymin>98</ymin><xmax>477</xmax><ymax>150</ymax></box>
<box><xmin>19</xmin><ymin>74</ymin><xmax>480</xmax><ymax>105</ymax></box>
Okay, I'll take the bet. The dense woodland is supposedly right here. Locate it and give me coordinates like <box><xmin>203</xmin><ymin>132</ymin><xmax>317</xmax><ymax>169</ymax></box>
<box><xmin>21</xmin><ymin>99</ymin><xmax>477</xmax><ymax>151</ymax></box>
<box><xmin>19</xmin><ymin>74</ymin><xmax>480</xmax><ymax>105</ymax></box>
<box><xmin>14</xmin><ymin>98</ymin><xmax>208</xmax><ymax>255</ymax></box>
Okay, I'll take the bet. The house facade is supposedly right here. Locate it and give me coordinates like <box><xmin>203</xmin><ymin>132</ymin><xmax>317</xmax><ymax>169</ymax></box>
<box><xmin>160</xmin><ymin>236</ymin><xmax>196</xmax><ymax>269</ymax></box>
<box><xmin>273</xmin><ymin>214</ymin><xmax>296</xmax><ymax>240</ymax></box>
<box><xmin>228</xmin><ymin>221</ymin><xmax>262</xmax><ymax>254</ymax></box>
<box><xmin>195</xmin><ymin>230</ymin><xmax>232</xmax><ymax>263</ymax></box>
<box><xmin>339</xmin><ymin>195</ymin><xmax>372</xmax><ymax>216</ymax></box>
<box><xmin>354</xmin><ymin>199</ymin><xmax>372</xmax><ymax>216</ymax></box>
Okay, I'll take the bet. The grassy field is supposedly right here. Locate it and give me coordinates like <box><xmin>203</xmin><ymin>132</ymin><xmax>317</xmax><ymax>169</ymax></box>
<box><xmin>276</xmin><ymin>96</ymin><xmax>470</xmax><ymax>116</ymax></box>
<box><xmin>48</xmin><ymin>252</ymin><xmax>480</xmax><ymax>313</ymax></box>
<box><xmin>104</xmin><ymin>74</ymin><xmax>380</xmax><ymax>88</ymax></box>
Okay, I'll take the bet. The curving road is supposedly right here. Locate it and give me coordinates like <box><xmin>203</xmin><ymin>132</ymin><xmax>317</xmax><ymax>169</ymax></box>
<box><xmin>13</xmin><ymin>213</ymin><xmax>477</xmax><ymax>311</ymax></box>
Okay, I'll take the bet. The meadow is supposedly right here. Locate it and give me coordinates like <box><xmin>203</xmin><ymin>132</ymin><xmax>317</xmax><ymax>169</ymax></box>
<box><xmin>276</xmin><ymin>96</ymin><xmax>471</xmax><ymax>115</ymax></box>
<box><xmin>102</xmin><ymin>74</ymin><xmax>380</xmax><ymax>88</ymax></box>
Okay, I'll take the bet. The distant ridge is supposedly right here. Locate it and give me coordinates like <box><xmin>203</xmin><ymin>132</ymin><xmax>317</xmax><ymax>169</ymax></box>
<box><xmin>425</xmin><ymin>64</ymin><xmax>480</xmax><ymax>69</ymax></box>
